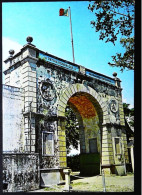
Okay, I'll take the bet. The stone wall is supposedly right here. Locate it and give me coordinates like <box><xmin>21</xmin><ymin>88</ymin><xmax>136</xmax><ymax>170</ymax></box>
<box><xmin>36</xmin><ymin>65</ymin><xmax>73</xmax><ymax>169</ymax></box>
<box><xmin>3</xmin><ymin>39</ymin><xmax>129</xmax><ymax>183</ymax></box>
<box><xmin>3</xmin><ymin>153</ymin><xmax>39</xmax><ymax>192</ymax></box>
<box><xmin>3</xmin><ymin>85</ymin><xmax>24</xmax><ymax>152</ymax></box>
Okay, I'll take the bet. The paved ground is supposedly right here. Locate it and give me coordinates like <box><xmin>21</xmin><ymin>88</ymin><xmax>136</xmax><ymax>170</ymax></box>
<box><xmin>29</xmin><ymin>172</ymin><xmax>134</xmax><ymax>192</ymax></box>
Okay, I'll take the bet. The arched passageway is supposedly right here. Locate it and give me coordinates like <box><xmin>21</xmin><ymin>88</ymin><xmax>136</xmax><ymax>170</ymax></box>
<box><xmin>57</xmin><ymin>83</ymin><xmax>110</xmax><ymax>175</ymax></box>
<box><xmin>67</xmin><ymin>92</ymin><xmax>103</xmax><ymax>175</ymax></box>
<box><xmin>57</xmin><ymin>83</ymin><xmax>128</xmax><ymax>176</ymax></box>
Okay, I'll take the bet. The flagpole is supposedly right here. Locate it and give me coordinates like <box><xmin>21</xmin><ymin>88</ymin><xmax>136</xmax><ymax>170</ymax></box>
<box><xmin>69</xmin><ymin>7</ymin><xmax>75</xmax><ymax>64</ymax></box>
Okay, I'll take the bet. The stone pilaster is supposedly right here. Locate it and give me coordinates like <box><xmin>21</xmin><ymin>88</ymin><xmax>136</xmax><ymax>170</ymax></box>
<box><xmin>58</xmin><ymin>117</ymin><xmax>67</xmax><ymax>168</ymax></box>
<box><xmin>101</xmin><ymin>124</ymin><xmax>114</xmax><ymax>175</ymax></box>
<box><xmin>118</xmin><ymin>100</ymin><xmax>125</xmax><ymax>126</ymax></box>
<box><xmin>21</xmin><ymin>60</ymin><xmax>37</xmax><ymax>113</ymax></box>
<box><xmin>121</xmin><ymin>128</ymin><xmax>129</xmax><ymax>164</ymax></box>
<box><xmin>20</xmin><ymin>44</ymin><xmax>38</xmax><ymax>152</ymax></box>
<box><xmin>23</xmin><ymin>113</ymin><xmax>36</xmax><ymax>152</ymax></box>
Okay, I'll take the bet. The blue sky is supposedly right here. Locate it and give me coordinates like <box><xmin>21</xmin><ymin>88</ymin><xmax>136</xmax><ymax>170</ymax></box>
<box><xmin>2</xmin><ymin>1</ymin><xmax>134</xmax><ymax>108</ymax></box>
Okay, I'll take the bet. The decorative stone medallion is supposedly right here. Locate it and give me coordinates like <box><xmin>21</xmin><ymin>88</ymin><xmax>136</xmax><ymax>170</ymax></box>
<box><xmin>40</xmin><ymin>79</ymin><xmax>56</xmax><ymax>101</ymax></box>
<box><xmin>109</xmin><ymin>98</ymin><xmax>118</xmax><ymax>113</ymax></box>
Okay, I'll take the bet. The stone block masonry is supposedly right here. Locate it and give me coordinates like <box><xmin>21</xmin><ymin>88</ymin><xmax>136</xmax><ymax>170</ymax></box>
<box><xmin>3</xmin><ymin>153</ymin><xmax>39</xmax><ymax>192</ymax></box>
<box><xmin>3</xmin><ymin>37</ymin><xmax>131</xmax><ymax>191</ymax></box>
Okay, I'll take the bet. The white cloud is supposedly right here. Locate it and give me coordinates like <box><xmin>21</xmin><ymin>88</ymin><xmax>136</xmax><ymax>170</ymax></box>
<box><xmin>2</xmin><ymin>37</ymin><xmax>22</xmax><ymax>83</ymax></box>
<box><xmin>122</xmin><ymin>97</ymin><xmax>134</xmax><ymax>109</ymax></box>
<box><xmin>2</xmin><ymin>37</ymin><xmax>22</xmax><ymax>71</ymax></box>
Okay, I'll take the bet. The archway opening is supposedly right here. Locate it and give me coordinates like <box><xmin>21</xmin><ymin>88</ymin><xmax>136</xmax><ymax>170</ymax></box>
<box><xmin>65</xmin><ymin>105</ymin><xmax>80</xmax><ymax>156</ymax></box>
<box><xmin>65</xmin><ymin>92</ymin><xmax>103</xmax><ymax>176</ymax></box>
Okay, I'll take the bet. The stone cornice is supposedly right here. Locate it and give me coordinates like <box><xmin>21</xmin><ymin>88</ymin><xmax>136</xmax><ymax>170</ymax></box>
<box><xmin>4</xmin><ymin>55</ymin><xmax>38</xmax><ymax>75</ymax></box>
<box><xmin>102</xmin><ymin>123</ymin><xmax>125</xmax><ymax>128</ymax></box>
<box><xmin>3</xmin><ymin>42</ymin><xmax>122</xmax><ymax>91</ymax></box>
<box><xmin>23</xmin><ymin>111</ymin><xmax>66</xmax><ymax>121</ymax></box>
<box><xmin>21</xmin><ymin>55</ymin><xmax>38</xmax><ymax>64</ymax></box>
<box><xmin>4</xmin><ymin>43</ymin><xmax>37</xmax><ymax>63</ymax></box>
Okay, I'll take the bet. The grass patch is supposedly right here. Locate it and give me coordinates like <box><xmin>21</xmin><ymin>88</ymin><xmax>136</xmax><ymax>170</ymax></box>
<box><xmin>44</xmin><ymin>187</ymin><xmax>55</xmax><ymax>191</ymax></box>
<box><xmin>72</xmin><ymin>182</ymin><xmax>89</xmax><ymax>186</ymax></box>
<box><xmin>44</xmin><ymin>185</ymin><xmax>64</xmax><ymax>192</ymax></box>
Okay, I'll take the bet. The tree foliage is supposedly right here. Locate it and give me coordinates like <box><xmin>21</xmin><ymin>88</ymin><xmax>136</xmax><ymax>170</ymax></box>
<box><xmin>123</xmin><ymin>103</ymin><xmax>134</xmax><ymax>127</ymax></box>
<box><xmin>65</xmin><ymin>105</ymin><xmax>79</xmax><ymax>154</ymax></box>
<box><xmin>88</xmin><ymin>0</ymin><xmax>135</xmax><ymax>72</ymax></box>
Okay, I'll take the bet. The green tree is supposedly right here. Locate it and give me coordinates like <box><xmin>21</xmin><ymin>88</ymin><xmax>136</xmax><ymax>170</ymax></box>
<box><xmin>65</xmin><ymin>105</ymin><xmax>79</xmax><ymax>154</ymax></box>
<box><xmin>88</xmin><ymin>0</ymin><xmax>134</xmax><ymax>72</ymax></box>
<box><xmin>123</xmin><ymin>103</ymin><xmax>134</xmax><ymax>127</ymax></box>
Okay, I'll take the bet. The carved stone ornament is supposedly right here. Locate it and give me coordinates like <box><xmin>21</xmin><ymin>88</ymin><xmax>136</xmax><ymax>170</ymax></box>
<box><xmin>83</xmin><ymin>80</ymin><xmax>117</xmax><ymax>96</ymax></box>
<box><xmin>109</xmin><ymin>98</ymin><xmax>118</xmax><ymax>113</ymax></box>
<box><xmin>26</xmin><ymin>36</ymin><xmax>33</xmax><ymax>44</ymax></box>
<box><xmin>47</xmin><ymin>122</ymin><xmax>56</xmax><ymax>132</ymax></box>
<box><xmin>40</xmin><ymin>79</ymin><xmax>56</xmax><ymax>101</ymax></box>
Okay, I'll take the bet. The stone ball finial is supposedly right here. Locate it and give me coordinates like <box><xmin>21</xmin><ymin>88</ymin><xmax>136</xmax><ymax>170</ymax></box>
<box><xmin>113</xmin><ymin>72</ymin><xmax>117</xmax><ymax>77</ymax></box>
<box><xmin>26</xmin><ymin>36</ymin><xmax>33</xmax><ymax>44</ymax></box>
<box><xmin>9</xmin><ymin>49</ymin><xmax>15</xmax><ymax>57</ymax></box>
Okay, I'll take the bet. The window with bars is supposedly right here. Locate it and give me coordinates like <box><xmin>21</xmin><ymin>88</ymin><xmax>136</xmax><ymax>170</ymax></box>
<box><xmin>42</xmin><ymin>132</ymin><xmax>54</xmax><ymax>156</ymax></box>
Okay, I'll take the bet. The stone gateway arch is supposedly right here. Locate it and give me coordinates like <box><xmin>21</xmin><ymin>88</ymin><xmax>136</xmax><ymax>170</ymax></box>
<box><xmin>3</xmin><ymin>37</ymin><xmax>129</xmax><ymax>191</ymax></box>
<box><xmin>57</xmin><ymin>83</ymin><xmax>127</xmax><ymax>176</ymax></box>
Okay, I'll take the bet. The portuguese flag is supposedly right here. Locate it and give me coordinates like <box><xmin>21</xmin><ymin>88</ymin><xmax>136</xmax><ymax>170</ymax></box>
<box><xmin>59</xmin><ymin>8</ymin><xmax>68</xmax><ymax>16</ymax></box>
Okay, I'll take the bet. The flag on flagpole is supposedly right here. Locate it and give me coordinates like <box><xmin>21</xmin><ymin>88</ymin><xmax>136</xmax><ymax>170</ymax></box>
<box><xmin>59</xmin><ymin>8</ymin><xmax>68</xmax><ymax>16</ymax></box>
<box><xmin>59</xmin><ymin>7</ymin><xmax>75</xmax><ymax>63</ymax></box>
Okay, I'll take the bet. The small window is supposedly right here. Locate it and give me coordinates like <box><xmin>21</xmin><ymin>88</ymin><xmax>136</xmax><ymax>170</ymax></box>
<box><xmin>42</xmin><ymin>132</ymin><xmax>54</xmax><ymax>156</ymax></box>
<box><xmin>114</xmin><ymin>137</ymin><xmax>121</xmax><ymax>155</ymax></box>
<box><xmin>89</xmin><ymin>138</ymin><xmax>98</xmax><ymax>153</ymax></box>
